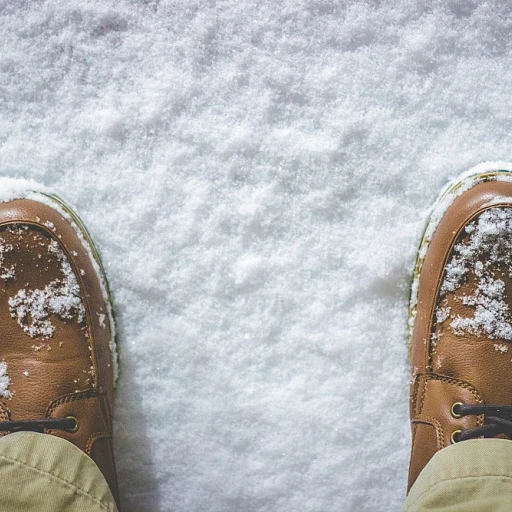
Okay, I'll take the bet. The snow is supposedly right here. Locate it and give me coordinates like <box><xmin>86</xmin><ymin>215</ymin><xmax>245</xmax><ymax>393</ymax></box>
<box><xmin>8</xmin><ymin>237</ymin><xmax>86</xmax><ymax>339</ymax></box>
<box><xmin>439</xmin><ymin>208</ymin><xmax>512</xmax><ymax>340</ymax></box>
<box><xmin>494</xmin><ymin>343</ymin><xmax>508</xmax><ymax>354</ymax></box>
<box><xmin>436</xmin><ymin>306</ymin><xmax>451</xmax><ymax>324</ymax></box>
<box><xmin>0</xmin><ymin>362</ymin><xmax>12</xmax><ymax>399</ymax></box>
<box><xmin>2</xmin><ymin>2</ymin><xmax>512</xmax><ymax>511</ymax></box>
<box><xmin>0</xmin><ymin>239</ymin><xmax>15</xmax><ymax>281</ymax></box>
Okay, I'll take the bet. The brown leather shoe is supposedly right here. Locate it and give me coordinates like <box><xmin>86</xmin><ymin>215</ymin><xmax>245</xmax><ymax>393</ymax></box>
<box><xmin>0</xmin><ymin>191</ymin><xmax>120</xmax><ymax>506</ymax></box>
<box><xmin>408</xmin><ymin>164</ymin><xmax>512</xmax><ymax>492</ymax></box>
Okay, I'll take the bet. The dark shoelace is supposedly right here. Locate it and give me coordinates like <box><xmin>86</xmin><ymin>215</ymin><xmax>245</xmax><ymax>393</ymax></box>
<box><xmin>453</xmin><ymin>403</ymin><xmax>512</xmax><ymax>442</ymax></box>
<box><xmin>0</xmin><ymin>417</ymin><xmax>77</xmax><ymax>433</ymax></box>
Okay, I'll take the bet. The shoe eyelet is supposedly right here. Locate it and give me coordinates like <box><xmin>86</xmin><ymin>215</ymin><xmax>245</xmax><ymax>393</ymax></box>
<box><xmin>451</xmin><ymin>429</ymin><xmax>461</xmax><ymax>444</ymax></box>
<box><xmin>451</xmin><ymin>402</ymin><xmax>463</xmax><ymax>418</ymax></box>
<box><xmin>65</xmin><ymin>416</ymin><xmax>79</xmax><ymax>433</ymax></box>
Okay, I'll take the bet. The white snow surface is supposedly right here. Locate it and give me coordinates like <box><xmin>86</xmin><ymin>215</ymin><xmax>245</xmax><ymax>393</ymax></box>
<box><xmin>2</xmin><ymin>2</ymin><xmax>512</xmax><ymax>510</ymax></box>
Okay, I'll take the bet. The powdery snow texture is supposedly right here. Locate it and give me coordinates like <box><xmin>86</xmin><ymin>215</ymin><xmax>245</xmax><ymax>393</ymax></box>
<box><xmin>439</xmin><ymin>208</ymin><xmax>512</xmax><ymax>340</ymax></box>
<box><xmin>4</xmin><ymin>2</ymin><xmax>512</xmax><ymax>511</ymax></box>
<box><xmin>8</xmin><ymin>239</ymin><xmax>85</xmax><ymax>339</ymax></box>
<box><xmin>0</xmin><ymin>362</ymin><xmax>11</xmax><ymax>399</ymax></box>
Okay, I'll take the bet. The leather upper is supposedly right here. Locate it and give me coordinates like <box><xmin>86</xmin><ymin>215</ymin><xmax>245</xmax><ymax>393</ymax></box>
<box><xmin>0</xmin><ymin>198</ymin><xmax>119</xmax><ymax>506</ymax></box>
<box><xmin>409</xmin><ymin>179</ymin><xmax>512</xmax><ymax>491</ymax></box>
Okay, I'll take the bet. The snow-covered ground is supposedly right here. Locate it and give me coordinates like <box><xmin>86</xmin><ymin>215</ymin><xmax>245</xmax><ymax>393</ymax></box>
<box><xmin>1</xmin><ymin>1</ymin><xmax>511</xmax><ymax>510</ymax></box>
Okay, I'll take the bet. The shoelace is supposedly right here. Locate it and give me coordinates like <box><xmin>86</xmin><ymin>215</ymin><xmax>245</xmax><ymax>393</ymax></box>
<box><xmin>0</xmin><ymin>417</ymin><xmax>77</xmax><ymax>433</ymax></box>
<box><xmin>453</xmin><ymin>403</ymin><xmax>512</xmax><ymax>442</ymax></box>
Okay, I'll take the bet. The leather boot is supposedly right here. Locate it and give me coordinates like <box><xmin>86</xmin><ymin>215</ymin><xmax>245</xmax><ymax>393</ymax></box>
<box><xmin>408</xmin><ymin>166</ymin><xmax>512</xmax><ymax>492</ymax></box>
<box><xmin>0</xmin><ymin>193</ymin><xmax>120</xmax><ymax>507</ymax></box>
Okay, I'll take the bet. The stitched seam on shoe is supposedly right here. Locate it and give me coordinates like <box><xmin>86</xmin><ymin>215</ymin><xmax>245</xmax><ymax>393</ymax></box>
<box><xmin>0</xmin><ymin>453</ymin><xmax>112</xmax><ymax>510</ymax></box>
<box><xmin>410</xmin><ymin>374</ymin><xmax>426</xmax><ymax>415</ymax></box>
<box><xmin>47</xmin><ymin>226</ymin><xmax>97</xmax><ymax>389</ymax></box>
<box><xmin>411</xmin><ymin>375</ymin><xmax>423</xmax><ymax>415</ymax></box>
<box><xmin>85</xmin><ymin>432</ymin><xmax>110</xmax><ymax>456</ymax></box>
<box><xmin>411</xmin><ymin>423</ymin><xmax>418</xmax><ymax>453</ymax></box>
<box><xmin>47</xmin><ymin>390</ymin><xmax>102</xmax><ymax>417</ymax></box>
<box><xmin>413</xmin><ymin>415</ymin><xmax>445</xmax><ymax>449</ymax></box>
<box><xmin>408</xmin><ymin>475</ymin><xmax>512</xmax><ymax>509</ymax></box>
<box><xmin>25</xmin><ymin>221</ymin><xmax>97</xmax><ymax>389</ymax></box>
<box><xmin>417</xmin><ymin>375</ymin><xmax>483</xmax><ymax>418</ymax></box>
<box><xmin>416</xmin><ymin>376</ymin><xmax>428</xmax><ymax>416</ymax></box>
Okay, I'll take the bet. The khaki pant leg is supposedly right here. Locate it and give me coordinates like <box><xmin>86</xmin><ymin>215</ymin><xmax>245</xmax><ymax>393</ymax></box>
<box><xmin>0</xmin><ymin>431</ymin><xmax>118</xmax><ymax>512</ymax></box>
<box><xmin>405</xmin><ymin>439</ymin><xmax>512</xmax><ymax>512</ymax></box>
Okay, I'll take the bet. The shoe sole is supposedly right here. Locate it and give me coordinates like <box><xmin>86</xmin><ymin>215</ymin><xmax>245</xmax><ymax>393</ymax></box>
<box><xmin>407</xmin><ymin>162</ymin><xmax>512</xmax><ymax>361</ymax></box>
